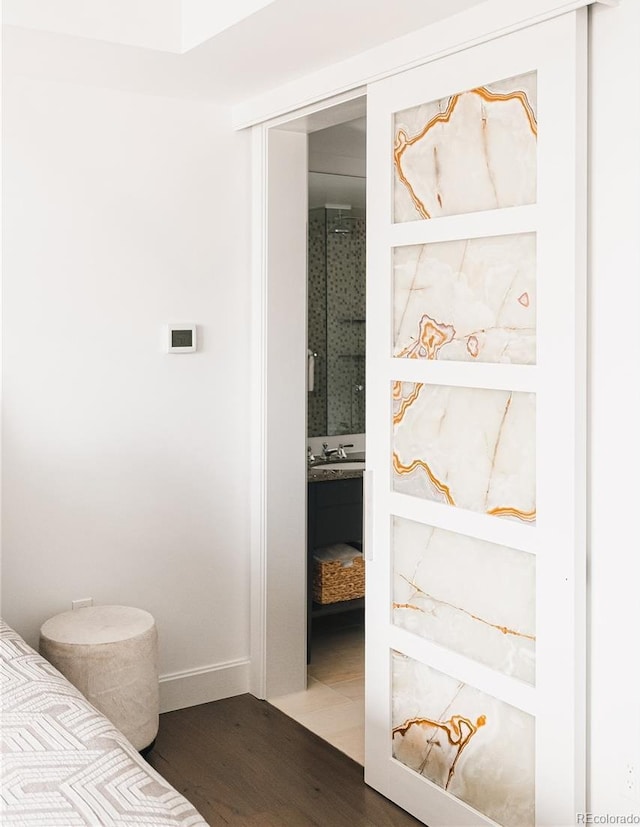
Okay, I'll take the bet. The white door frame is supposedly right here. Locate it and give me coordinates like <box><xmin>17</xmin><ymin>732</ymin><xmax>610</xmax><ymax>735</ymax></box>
<box><xmin>247</xmin><ymin>0</ymin><xmax>604</xmax><ymax>704</ymax></box>
<box><xmin>249</xmin><ymin>93</ymin><xmax>367</xmax><ymax>700</ymax></box>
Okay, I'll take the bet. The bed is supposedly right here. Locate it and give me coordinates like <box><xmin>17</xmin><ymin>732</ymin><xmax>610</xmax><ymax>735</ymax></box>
<box><xmin>0</xmin><ymin>619</ymin><xmax>209</xmax><ymax>826</ymax></box>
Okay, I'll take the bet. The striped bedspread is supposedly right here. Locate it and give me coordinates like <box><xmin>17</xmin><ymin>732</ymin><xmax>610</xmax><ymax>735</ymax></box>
<box><xmin>0</xmin><ymin>620</ymin><xmax>209</xmax><ymax>826</ymax></box>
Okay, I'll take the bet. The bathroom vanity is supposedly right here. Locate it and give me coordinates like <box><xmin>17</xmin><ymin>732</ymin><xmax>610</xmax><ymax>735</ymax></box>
<box><xmin>307</xmin><ymin>465</ymin><xmax>364</xmax><ymax>657</ymax></box>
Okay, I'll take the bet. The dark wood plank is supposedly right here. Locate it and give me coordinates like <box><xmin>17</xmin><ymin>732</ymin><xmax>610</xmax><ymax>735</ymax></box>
<box><xmin>146</xmin><ymin>693</ymin><xmax>424</xmax><ymax>827</ymax></box>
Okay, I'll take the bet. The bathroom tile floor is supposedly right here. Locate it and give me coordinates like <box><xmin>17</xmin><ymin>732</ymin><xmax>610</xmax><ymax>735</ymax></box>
<box><xmin>269</xmin><ymin>612</ymin><xmax>365</xmax><ymax>765</ymax></box>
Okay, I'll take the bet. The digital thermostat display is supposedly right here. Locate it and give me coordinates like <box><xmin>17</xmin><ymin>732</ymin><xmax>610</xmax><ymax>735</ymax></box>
<box><xmin>167</xmin><ymin>323</ymin><xmax>197</xmax><ymax>353</ymax></box>
<box><xmin>172</xmin><ymin>329</ymin><xmax>193</xmax><ymax>348</ymax></box>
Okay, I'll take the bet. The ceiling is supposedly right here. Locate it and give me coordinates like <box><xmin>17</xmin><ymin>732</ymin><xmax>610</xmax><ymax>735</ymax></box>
<box><xmin>2</xmin><ymin>0</ymin><xmax>485</xmax><ymax>105</ymax></box>
<box><xmin>308</xmin><ymin>172</ymin><xmax>366</xmax><ymax>211</ymax></box>
<box><xmin>2</xmin><ymin>0</ymin><xmax>279</xmax><ymax>54</ymax></box>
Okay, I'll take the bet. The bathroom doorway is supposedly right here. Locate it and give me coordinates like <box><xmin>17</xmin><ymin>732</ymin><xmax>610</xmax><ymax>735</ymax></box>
<box><xmin>268</xmin><ymin>113</ymin><xmax>368</xmax><ymax>764</ymax></box>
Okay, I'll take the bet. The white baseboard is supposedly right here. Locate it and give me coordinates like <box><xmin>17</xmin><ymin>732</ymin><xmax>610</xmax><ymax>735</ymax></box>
<box><xmin>159</xmin><ymin>657</ymin><xmax>250</xmax><ymax>713</ymax></box>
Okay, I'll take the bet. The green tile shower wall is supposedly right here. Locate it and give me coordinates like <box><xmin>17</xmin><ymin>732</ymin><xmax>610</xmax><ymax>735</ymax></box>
<box><xmin>307</xmin><ymin>208</ymin><xmax>366</xmax><ymax>437</ymax></box>
<box><xmin>307</xmin><ymin>207</ymin><xmax>328</xmax><ymax>437</ymax></box>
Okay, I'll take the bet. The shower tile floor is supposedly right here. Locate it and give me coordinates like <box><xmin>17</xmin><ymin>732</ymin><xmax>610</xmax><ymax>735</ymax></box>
<box><xmin>268</xmin><ymin>613</ymin><xmax>365</xmax><ymax>765</ymax></box>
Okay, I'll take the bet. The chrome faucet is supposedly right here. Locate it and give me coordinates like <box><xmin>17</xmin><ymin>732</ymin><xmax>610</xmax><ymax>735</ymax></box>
<box><xmin>322</xmin><ymin>442</ymin><xmax>339</xmax><ymax>459</ymax></box>
<box><xmin>338</xmin><ymin>442</ymin><xmax>354</xmax><ymax>458</ymax></box>
<box><xmin>322</xmin><ymin>441</ymin><xmax>354</xmax><ymax>460</ymax></box>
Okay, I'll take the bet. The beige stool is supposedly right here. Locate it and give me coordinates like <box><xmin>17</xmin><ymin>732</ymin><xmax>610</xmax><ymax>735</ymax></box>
<box><xmin>40</xmin><ymin>605</ymin><xmax>159</xmax><ymax>751</ymax></box>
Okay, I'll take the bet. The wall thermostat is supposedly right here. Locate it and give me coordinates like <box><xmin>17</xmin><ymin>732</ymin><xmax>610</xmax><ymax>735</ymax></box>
<box><xmin>166</xmin><ymin>323</ymin><xmax>197</xmax><ymax>353</ymax></box>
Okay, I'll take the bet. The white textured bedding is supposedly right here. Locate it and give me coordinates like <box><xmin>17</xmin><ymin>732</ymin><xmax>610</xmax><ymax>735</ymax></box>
<box><xmin>0</xmin><ymin>620</ymin><xmax>209</xmax><ymax>826</ymax></box>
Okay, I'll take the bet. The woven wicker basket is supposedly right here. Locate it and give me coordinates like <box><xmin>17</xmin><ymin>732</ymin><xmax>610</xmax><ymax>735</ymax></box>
<box><xmin>312</xmin><ymin>545</ymin><xmax>365</xmax><ymax>605</ymax></box>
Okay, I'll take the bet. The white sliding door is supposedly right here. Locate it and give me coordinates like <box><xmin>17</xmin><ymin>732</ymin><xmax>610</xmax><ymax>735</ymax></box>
<box><xmin>364</xmin><ymin>11</ymin><xmax>587</xmax><ymax>826</ymax></box>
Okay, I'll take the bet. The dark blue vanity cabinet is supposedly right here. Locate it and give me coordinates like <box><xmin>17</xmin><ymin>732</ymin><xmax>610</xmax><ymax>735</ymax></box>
<box><xmin>307</xmin><ymin>474</ymin><xmax>364</xmax><ymax>658</ymax></box>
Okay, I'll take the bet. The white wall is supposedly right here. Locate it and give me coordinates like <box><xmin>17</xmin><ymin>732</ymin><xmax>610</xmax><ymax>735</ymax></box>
<box><xmin>589</xmin><ymin>0</ymin><xmax>640</xmax><ymax>814</ymax></box>
<box><xmin>1</xmin><ymin>67</ymin><xmax>253</xmax><ymax>711</ymax></box>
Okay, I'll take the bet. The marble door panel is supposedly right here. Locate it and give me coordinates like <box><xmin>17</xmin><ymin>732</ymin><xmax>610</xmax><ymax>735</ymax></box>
<box><xmin>393</xmin><ymin>234</ymin><xmax>536</xmax><ymax>364</ymax></box>
<box><xmin>392</xmin><ymin>652</ymin><xmax>534</xmax><ymax>827</ymax></box>
<box><xmin>392</xmin><ymin>382</ymin><xmax>536</xmax><ymax>522</ymax></box>
<box><xmin>393</xmin><ymin>516</ymin><xmax>535</xmax><ymax>684</ymax></box>
<box><xmin>394</xmin><ymin>71</ymin><xmax>537</xmax><ymax>222</ymax></box>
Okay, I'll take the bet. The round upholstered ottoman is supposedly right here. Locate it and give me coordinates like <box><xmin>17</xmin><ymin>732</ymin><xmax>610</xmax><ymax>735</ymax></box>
<box><xmin>40</xmin><ymin>605</ymin><xmax>159</xmax><ymax>751</ymax></box>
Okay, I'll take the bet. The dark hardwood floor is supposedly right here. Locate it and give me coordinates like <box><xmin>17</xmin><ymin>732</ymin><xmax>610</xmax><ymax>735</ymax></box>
<box><xmin>146</xmin><ymin>693</ymin><xmax>424</xmax><ymax>827</ymax></box>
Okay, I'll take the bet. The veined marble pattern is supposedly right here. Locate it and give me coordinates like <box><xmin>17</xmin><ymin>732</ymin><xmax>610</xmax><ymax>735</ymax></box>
<box><xmin>393</xmin><ymin>517</ymin><xmax>535</xmax><ymax>684</ymax></box>
<box><xmin>393</xmin><ymin>234</ymin><xmax>536</xmax><ymax>364</ymax></box>
<box><xmin>392</xmin><ymin>382</ymin><xmax>536</xmax><ymax>522</ymax></box>
<box><xmin>392</xmin><ymin>653</ymin><xmax>534</xmax><ymax>827</ymax></box>
<box><xmin>394</xmin><ymin>72</ymin><xmax>537</xmax><ymax>222</ymax></box>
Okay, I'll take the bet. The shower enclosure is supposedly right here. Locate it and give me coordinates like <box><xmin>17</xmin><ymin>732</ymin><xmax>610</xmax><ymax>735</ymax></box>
<box><xmin>307</xmin><ymin>204</ymin><xmax>366</xmax><ymax>437</ymax></box>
